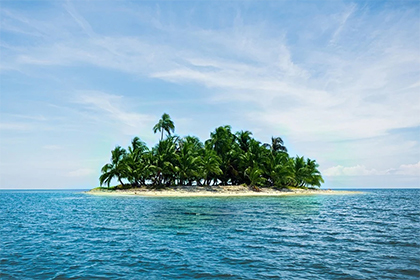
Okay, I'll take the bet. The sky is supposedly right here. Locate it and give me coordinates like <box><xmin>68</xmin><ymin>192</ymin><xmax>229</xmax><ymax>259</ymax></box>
<box><xmin>0</xmin><ymin>0</ymin><xmax>419</xmax><ymax>189</ymax></box>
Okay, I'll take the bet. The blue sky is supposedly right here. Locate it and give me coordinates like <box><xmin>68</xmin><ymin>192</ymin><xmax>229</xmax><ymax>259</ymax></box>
<box><xmin>1</xmin><ymin>0</ymin><xmax>419</xmax><ymax>189</ymax></box>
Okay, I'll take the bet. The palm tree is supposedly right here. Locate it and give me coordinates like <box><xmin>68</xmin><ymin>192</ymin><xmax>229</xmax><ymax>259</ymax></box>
<box><xmin>290</xmin><ymin>156</ymin><xmax>306</xmax><ymax>188</ymax></box>
<box><xmin>236</xmin><ymin>130</ymin><xmax>253</xmax><ymax>153</ymax></box>
<box><xmin>176</xmin><ymin>136</ymin><xmax>204</xmax><ymax>185</ymax></box>
<box><xmin>153</xmin><ymin>113</ymin><xmax>175</xmax><ymax>141</ymax></box>
<box><xmin>270</xmin><ymin>136</ymin><xmax>287</xmax><ymax>153</ymax></box>
<box><xmin>99</xmin><ymin>146</ymin><xmax>127</xmax><ymax>188</ymax></box>
<box><xmin>290</xmin><ymin>156</ymin><xmax>324</xmax><ymax>188</ymax></box>
<box><xmin>126</xmin><ymin>137</ymin><xmax>150</xmax><ymax>186</ymax></box>
<box><xmin>266</xmin><ymin>152</ymin><xmax>293</xmax><ymax>188</ymax></box>
<box><xmin>98</xmin><ymin>116</ymin><xmax>325</xmax><ymax>190</ymax></box>
<box><xmin>245</xmin><ymin>165</ymin><xmax>266</xmax><ymax>191</ymax></box>
<box><xmin>238</xmin><ymin>139</ymin><xmax>270</xmax><ymax>185</ymax></box>
<box><xmin>207</xmin><ymin>126</ymin><xmax>234</xmax><ymax>155</ymax></box>
<box><xmin>206</xmin><ymin>126</ymin><xmax>236</xmax><ymax>185</ymax></box>
<box><xmin>128</xmin><ymin>137</ymin><xmax>149</xmax><ymax>158</ymax></box>
<box><xmin>199</xmin><ymin>148</ymin><xmax>222</xmax><ymax>186</ymax></box>
<box><xmin>303</xmin><ymin>158</ymin><xmax>324</xmax><ymax>188</ymax></box>
<box><xmin>150</xmin><ymin>136</ymin><xmax>179</xmax><ymax>187</ymax></box>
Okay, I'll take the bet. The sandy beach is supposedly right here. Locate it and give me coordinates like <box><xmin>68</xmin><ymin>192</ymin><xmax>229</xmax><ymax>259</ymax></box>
<box><xmin>86</xmin><ymin>185</ymin><xmax>362</xmax><ymax>197</ymax></box>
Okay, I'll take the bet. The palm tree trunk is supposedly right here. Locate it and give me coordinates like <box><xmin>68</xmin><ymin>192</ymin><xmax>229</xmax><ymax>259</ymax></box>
<box><xmin>161</xmin><ymin>129</ymin><xmax>163</xmax><ymax>141</ymax></box>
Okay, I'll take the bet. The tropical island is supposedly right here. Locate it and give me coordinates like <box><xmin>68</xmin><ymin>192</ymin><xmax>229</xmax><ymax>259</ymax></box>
<box><xmin>88</xmin><ymin>113</ymin><xmax>356</xmax><ymax>197</ymax></box>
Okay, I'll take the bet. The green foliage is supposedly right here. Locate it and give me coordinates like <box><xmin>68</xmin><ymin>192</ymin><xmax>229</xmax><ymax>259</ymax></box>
<box><xmin>99</xmin><ymin>146</ymin><xmax>127</xmax><ymax>188</ymax></box>
<box><xmin>289</xmin><ymin>156</ymin><xmax>324</xmax><ymax>188</ymax></box>
<box><xmin>270</xmin><ymin>136</ymin><xmax>287</xmax><ymax>153</ymax></box>
<box><xmin>125</xmin><ymin>137</ymin><xmax>150</xmax><ymax>186</ymax></box>
<box><xmin>245</xmin><ymin>165</ymin><xmax>266</xmax><ymax>187</ymax></box>
<box><xmin>153</xmin><ymin>113</ymin><xmax>175</xmax><ymax>141</ymax></box>
<box><xmin>98</xmin><ymin>113</ymin><xmax>324</xmax><ymax>190</ymax></box>
<box><xmin>200</xmin><ymin>148</ymin><xmax>222</xmax><ymax>186</ymax></box>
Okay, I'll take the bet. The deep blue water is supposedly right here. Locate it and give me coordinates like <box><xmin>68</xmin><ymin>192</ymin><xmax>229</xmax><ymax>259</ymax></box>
<box><xmin>1</xmin><ymin>189</ymin><xmax>419</xmax><ymax>279</ymax></box>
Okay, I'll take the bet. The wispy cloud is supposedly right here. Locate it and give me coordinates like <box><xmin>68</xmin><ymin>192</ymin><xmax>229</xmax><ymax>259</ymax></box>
<box><xmin>0</xmin><ymin>120</ymin><xmax>52</xmax><ymax>132</ymax></box>
<box><xmin>323</xmin><ymin>165</ymin><xmax>382</xmax><ymax>176</ymax></box>
<box><xmin>1</xmin><ymin>0</ymin><xmax>419</xmax><ymax>188</ymax></box>
<box><xmin>66</xmin><ymin>168</ymin><xmax>95</xmax><ymax>177</ymax></box>
<box><xmin>75</xmin><ymin>91</ymin><xmax>155</xmax><ymax>136</ymax></box>
<box><xmin>324</xmin><ymin>161</ymin><xmax>420</xmax><ymax>177</ymax></box>
<box><xmin>329</xmin><ymin>4</ymin><xmax>356</xmax><ymax>45</ymax></box>
<box><xmin>392</xmin><ymin>162</ymin><xmax>420</xmax><ymax>176</ymax></box>
<box><xmin>4</xmin><ymin>4</ymin><xmax>419</xmax><ymax>143</ymax></box>
<box><xmin>0</xmin><ymin>122</ymin><xmax>31</xmax><ymax>131</ymax></box>
<box><xmin>63</xmin><ymin>0</ymin><xmax>95</xmax><ymax>38</ymax></box>
<box><xmin>3</xmin><ymin>114</ymin><xmax>47</xmax><ymax>121</ymax></box>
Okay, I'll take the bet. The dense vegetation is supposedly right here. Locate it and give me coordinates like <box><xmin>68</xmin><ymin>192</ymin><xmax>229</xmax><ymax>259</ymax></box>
<box><xmin>99</xmin><ymin>113</ymin><xmax>324</xmax><ymax>190</ymax></box>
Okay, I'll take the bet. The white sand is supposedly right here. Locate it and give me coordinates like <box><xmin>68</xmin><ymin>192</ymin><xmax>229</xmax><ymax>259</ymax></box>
<box><xmin>86</xmin><ymin>185</ymin><xmax>362</xmax><ymax>197</ymax></box>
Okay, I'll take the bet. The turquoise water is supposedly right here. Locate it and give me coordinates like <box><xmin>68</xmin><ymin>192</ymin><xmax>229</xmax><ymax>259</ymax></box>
<box><xmin>1</xmin><ymin>189</ymin><xmax>419</xmax><ymax>279</ymax></box>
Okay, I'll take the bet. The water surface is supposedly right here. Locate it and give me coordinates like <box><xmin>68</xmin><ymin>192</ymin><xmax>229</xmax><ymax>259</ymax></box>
<box><xmin>1</xmin><ymin>189</ymin><xmax>419</xmax><ymax>279</ymax></box>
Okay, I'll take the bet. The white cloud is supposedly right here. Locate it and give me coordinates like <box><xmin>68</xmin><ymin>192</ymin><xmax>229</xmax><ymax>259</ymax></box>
<box><xmin>394</xmin><ymin>161</ymin><xmax>420</xmax><ymax>176</ymax></box>
<box><xmin>63</xmin><ymin>0</ymin><xmax>95</xmax><ymax>38</ymax></box>
<box><xmin>1</xmin><ymin>1</ymin><xmax>419</xmax><ymax>189</ymax></box>
<box><xmin>5</xmin><ymin>114</ymin><xmax>47</xmax><ymax>121</ymax></box>
<box><xmin>78</xmin><ymin>91</ymin><xmax>138</xmax><ymax>127</ymax></box>
<box><xmin>323</xmin><ymin>165</ymin><xmax>382</xmax><ymax>176</ymax></box>
<box><xmin>329</xmin><ymin>4</ymin><xmax>356</xmax><ymax>45</ymax></box>
<box><xmin>5</xmin><ymin>6</ymin><xmax>418</xmax><ymax>144</ymax></box>
<box><xmin>0</xmin><ymin>122</ymin><xmax>30</xmax><ymax>131</ymax></box>
<box><xmin>67</xmin><ymin>168</ymin><xmax>94</xmax><ymax>177</ymax></box>
<box><xmin>75</xmin><ymin>91</ymin><xmax>156</xmax><ymax>137</ymax></box>
<box><xmin>0</xmin><ymin>120</ymin><xmax>51</xmax><ymax>132</ymax></box>
<box><xmin>324</xmin><ymin>161</ymin><xmax>420</xmax><ymax>177</ymax></box>
<box><xmin>3</xmin><ymin>5</ymin><xmax>418</xmax><ymax>143</ymax></box>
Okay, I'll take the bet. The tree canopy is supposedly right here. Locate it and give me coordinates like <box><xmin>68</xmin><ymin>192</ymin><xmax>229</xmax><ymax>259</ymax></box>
<box><xmin>153</xmin><ymin>113</ymin><xmax>175</xmax><ymax>141</ymax></box>
<box><xmin>99</xmin><ymin>114</ymin><xmax>324</xmax><ymax>189</ymax></box>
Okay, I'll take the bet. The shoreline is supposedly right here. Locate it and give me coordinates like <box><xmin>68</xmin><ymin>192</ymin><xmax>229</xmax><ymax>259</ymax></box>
<box><xmin>86</xmin><ymin>185</ymin><xmax>363</xmax><ymax>197</ymax></box>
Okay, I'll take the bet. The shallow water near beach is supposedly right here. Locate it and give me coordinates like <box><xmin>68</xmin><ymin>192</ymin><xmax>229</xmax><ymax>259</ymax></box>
<box><xmin>1</xmin><ymin>189</ymin><xmax>419</xmax><ymax>279</ymax></box>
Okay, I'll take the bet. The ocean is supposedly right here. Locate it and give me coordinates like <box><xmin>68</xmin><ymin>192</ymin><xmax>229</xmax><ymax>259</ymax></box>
<box><xmin>1</xmin><ymin>189</ymin><xmax>419</xmax><ymax>279</ymax></box>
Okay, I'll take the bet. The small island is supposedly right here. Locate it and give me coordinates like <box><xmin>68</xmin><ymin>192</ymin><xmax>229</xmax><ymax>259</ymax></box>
<box><xmin>88</xmin><ymin>113</ymin><xmax>358</xmax><ymax>197</ymax></box>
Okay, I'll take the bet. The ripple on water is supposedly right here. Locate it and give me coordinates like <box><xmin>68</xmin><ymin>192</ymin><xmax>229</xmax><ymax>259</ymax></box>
<box><xmin>0</xmin><ymin>189</ymin><xmax>419</xmax><ymax>279</ymax></box>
